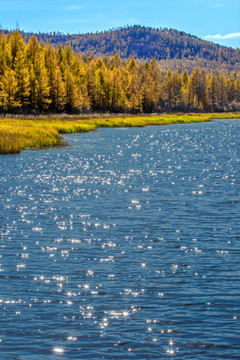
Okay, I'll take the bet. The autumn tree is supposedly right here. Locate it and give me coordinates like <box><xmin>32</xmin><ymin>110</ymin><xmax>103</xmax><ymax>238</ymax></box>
<box><xmin>1</xmin><ymin>69</ymin><xmax>19</xmax><ymax>110</ymax></box>
<box><xmin>64</xmin><ymin>65</ymin><xmax>82</xmax><ymax>112</ymax></box>
<box><xmin>0</xmin><ymin>30</ymin><xmax>239</xmax><ymax>114</ymax></box>
<box><xmin>15</xmin><ymin>51</ymin><xmax>30</xmax><ymax>109</ymax></box>
<box><xmin>181</xmin><ymin>69</ymin><xmax>189</xmax><ymax>109</ymax></box>
<box><xmin>9</xmin><ymin>30</ymin><xmax>25</xmax><ymax>69</ymax></box>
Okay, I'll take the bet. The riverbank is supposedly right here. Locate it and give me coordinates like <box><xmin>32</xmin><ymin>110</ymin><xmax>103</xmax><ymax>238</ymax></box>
<box><xmin>0</xmin><ymin>113</ymin><xmax>240</xmax><ymax>154</ymax></box>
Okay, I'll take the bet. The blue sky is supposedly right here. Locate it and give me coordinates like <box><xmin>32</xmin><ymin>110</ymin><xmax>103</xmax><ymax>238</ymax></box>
<box><xmin>0</xmin><ymin>0</ymin><xmax>239</xmax><ymax>48</ymax></box>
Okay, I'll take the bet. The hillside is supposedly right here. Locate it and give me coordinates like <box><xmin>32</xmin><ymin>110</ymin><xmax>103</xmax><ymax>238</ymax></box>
<box><xmin>0</xmin><ymin>30</ymin><xmax>239</xmax><ymax>115</ymax></box>
<box><xmin>16</xmin><ymin>25</ymin><xmax>240</xmax><ymax>72</ymax></box>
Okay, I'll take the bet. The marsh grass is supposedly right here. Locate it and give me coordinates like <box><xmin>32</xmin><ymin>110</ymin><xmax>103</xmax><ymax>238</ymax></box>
<box><xmin>0</xmin><ymin>120</ymin><xmax>62</xmax><ymax>154</ymax></box>
<box><xmin>1</xmin><ymin>113</ymin><xmax>239</xmax><ymax>154</ymax></box>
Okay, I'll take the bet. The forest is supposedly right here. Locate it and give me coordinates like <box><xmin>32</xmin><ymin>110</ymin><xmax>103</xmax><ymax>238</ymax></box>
<box><xmin>15</xmin><ymin>26</ymin><xmax>240</xmax><ymax>72</ymax></box>
<box><xmin>0</xmin><ymin>30</ymin><xmax>240</xmax><ymax>114</ymax></box>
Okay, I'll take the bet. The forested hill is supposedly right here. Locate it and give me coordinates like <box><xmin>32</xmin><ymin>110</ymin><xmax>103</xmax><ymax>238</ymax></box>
<box><xmin>0</xmin><ymin>30</ymin><xmax>239</xmax><ymax>114</ymax></box>
<box><xmin>16</xmin><ymin>25</ymin><xmax>240</xmax><ymax>72</ymax></box>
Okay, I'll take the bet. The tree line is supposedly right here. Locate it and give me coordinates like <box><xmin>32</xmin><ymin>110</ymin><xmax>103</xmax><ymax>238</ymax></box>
<box><xmin>0</xmin><ymin>31</ymin><xmax>240</xmax><ymax>114</ymax></box>
<box><xmin>17</xmin><ymin>26</ymin><xmax>240</xmax><ymax>72</ymax></box>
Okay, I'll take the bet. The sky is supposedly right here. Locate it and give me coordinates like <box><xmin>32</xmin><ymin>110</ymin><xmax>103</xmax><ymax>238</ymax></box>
<box><xmin>0</xmin><ymin>0</ymin><xmax>239</xmax><ymax>48</ymax></box>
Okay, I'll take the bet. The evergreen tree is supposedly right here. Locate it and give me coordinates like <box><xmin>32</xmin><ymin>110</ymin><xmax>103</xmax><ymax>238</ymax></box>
<box><xmin>109</xmin><ymin>68</ymin><xmax>128</xmax><ymax>111</ymax></box>
<box><xmin>85</xmin><ymin>60</ymin><xmax>96</xmax><ymax>110</ymax></box>
<box><xmin>15</xmin><ymin>51</ymin><xmax>30</xmax><ymax>109</ymax></box>
<box><xmin>94</xmin><ymin>67</ymin><xmax>110</xmax><ymax>110</ymax></box>
<box><xmin>36</xmin><ymin>60</ymin><xmax>51</xmax><ymax>111</ymax></box>
<box><xmin>9</xmin><ymin>30</ymin><xmax>25</xmax><ymax>68</ymax></box>
<box><xmin>140</xmin><ymin>64</ymin><xmax>156</xmax><ymax>112</ymax></box>
<box><xmin>235</xmin><ymin>79</ymin><xmax>240</xmax><ymax>103</ymax></box>
<box><xmin>164</xmin><ymin>70</ymin><xmax>173</xmax><ymax>110</ymax></box>
<box><xmin>26</xmin><ymin>35</ymin><xmax>39</xmax><ymax>68</ymax></box>
<box><xmin>206</xmin><ymin>74</ymin><xmax>219</xmax><ymax>111</ymax></box>
<box><xmin>2</xmin><ymin>69</ymin><xmax>19</xmax><ymax>111</ymax></box>
<box><xmin>44</xmin><ymin>44</ymin><xmax>65</xmax><ymax>111</ymax></box>
<box><xmin>0</xmin><ymin>32</ymin><xmax>8</xmax><ymax>76</ymax></box>
<box><xmin>55</xmin><ymin>66</ymin><xmax>66</xmax><ymax>111</ymax></box>
<box><xmin>64</xmin><ymin>65</ymin><xmax>82</xmax><ymax>112</ymax></box>
<box><xmin>128</xmin><ymin>79</ymin><xmax>143</xmax><ymax>112</ymax></box>
<box><xmin>29</xmin><ymin>64</ymin><xmax>38</xmax><ymax>110</ymax></box>
<box><xmin>181</xmin><ymin>69</ymin><xmax>189</xmax><ymax>109</ymax></box>
<box><xmin>0</xmin><ymin>30</ymin><xmax>239</xmax><ymax>114</ymax></box>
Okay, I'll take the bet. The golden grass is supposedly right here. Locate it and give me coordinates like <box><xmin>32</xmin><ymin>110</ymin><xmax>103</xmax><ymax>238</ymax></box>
<box><xmin>0</xmin><ymin>113</ymin><xmax>240</xmax><ymax>154</ymax></box>
<box><xmin>0</xmin><ymin>120</ymin><xmax>62</xmax><ymax>154</ymax></box>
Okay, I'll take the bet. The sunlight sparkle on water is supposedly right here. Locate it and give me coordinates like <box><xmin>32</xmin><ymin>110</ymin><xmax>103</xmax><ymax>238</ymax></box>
<box><xmin>53</xmin><ymin>347</ymin><xmax>64</xmax><ymax>354</ymax></box>
<box><xmin>1</xmin><ymin>120</ymin><xmax>240</xmax><ymax>360</ymax></box>
<box><xmin>122</xmin><ymin>310</ymin><xmax>129</xmax><ymax>317</ymax></box>
<box><xmin>166</xmin><ymin>348</ymin><xmax>175</xmax><ymax>355</ymax></box>
<box><xmin>67</xmin><ymin>336</ymin><xmax>77</xmax><ymax>341</ymax></box>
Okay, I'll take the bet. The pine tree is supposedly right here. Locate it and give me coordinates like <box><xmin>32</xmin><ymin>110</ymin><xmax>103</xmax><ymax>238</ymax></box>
<box><xmin>181</xmin><ymin>69</ymin><xmax>189</xmax><ymax>109</ymax></box>
<box><xmin>127</xmin><ymin>71</ymin><xmax>142</xmax><ymax>112</ymax></box>
<box><xmin>127</xmin><ymin>56</ymin><xmax>137</xmax><ymax>73</ymax></box>
<box><xmin>29</xmin><ymin>52</ymin><xmax>50</xmax><ymax>111</ymax></box>
<box><xmin>9</xmin><ymin>30</ymin><xmax>25</xmax><ymax>69</ymax></box>
<box><xmin>188</xmin><ymin>67</ymin><xmax>206</xmax><ymax>109</ymax></box>
<box><xmin>218</xmin><ymin>75</ymin><xmax>227</xmax><ymax>111</ymax></box>
<box><xmin>71</xmin><ymin>58</ymin><xmax>90</xmax><ymax>110</ymax></box>
<box><xmin>2</xmin><ymin>69</ymin><xmax>19</xmax><ymax>111</ymax></box>
<box><xmin>172</xmin><ymin>71</ymin><xmax>182</xmax><ymax>109</ymax></box>
<box><xmin>15</xmin><ymin>51</ymin><xmax>30</xmax><ymax>109</ymax></box>
<box><xmin>139</xmin><ymin>64</ymin><xmax>156</xmax><ymax>112</ymax></box>
<box><xmin>109</xmin><ymin>68</ymin><xmax>128</xmax><ymax>111</ymax></box>
<box><xmin>94</xmin><ymin>67</ymin><xmax>110</xmax><ymax>110</ymax></box>
<box><xmin>44</xmin><ymin>44</ymin><xmax>64</xmax><ymax>111</ymax></box>
<box><xmin>235</xmin><ymin>78</ymin><xmax>240</xmax><ymax>103</ymax></box>
<box><xmin>0</xmin><ymin>78</ymin><xmax>4</xmax><ymax>111</ymax></box>
<box><xmin>26</xmin><ymin>35</ymin><xmax>39</xmax><ymax>68</ymax></box>
<box><xmin>64</xmin><ymin>65</ymin><xmax>81</xmax><ymax>112</ymax></box>
<box><xmin>62</xmin><ymin>43</ymin><xmax>74</xmax><ymax>67</ymax></box>
<box><xmin>226</xmin><ymin>78</ymin><xmax>235</xmax><ymax>106</ymax></box>
<box><xmin>55</xmin><ymin>66</ymin><xmax>66</xmax><ymax>111</ymax></box>
<box><xmin>207</xmin><ymin>74</ymin><xmax>219</xmax><ymax>111</ymax></box>
<box><xmin>85</xmin><ymin>60</ymin><xmax>96</xmax><ymax>110</ymax></box>
<box><xmin>36</xmin><ymin>61</ymin><xmax>51</xmax><ymax>111</ymax></box>
<box><xmin>29</xmin><ymin>64</ymin><xmax>38</xmax><ymax>110</ymax></box>
<box><xmin>0</xmin><ymin>32</ymin><xmax>8</xmax><ymax>76</ymax></box>
<box><xmin>164</xmin><ymin>70</ymin><xmax>173</xmax><ymax>110</ymax></box>
<box><xmin>110</xmin><ymin>53</ymin><xmax>122</xmax><ymax>70</ymax></box>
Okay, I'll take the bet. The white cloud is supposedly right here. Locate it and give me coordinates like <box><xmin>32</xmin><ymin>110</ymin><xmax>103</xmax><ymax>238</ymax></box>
<box><xmin>205</xmin><ymin>32</ymin><xmax>240</xmax><ymax>40</ymax></box>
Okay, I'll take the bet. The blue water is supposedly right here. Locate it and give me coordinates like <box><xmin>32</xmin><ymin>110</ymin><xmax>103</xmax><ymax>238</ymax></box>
<box><xmin>0</xmin><ymin>119</ymin><xmax>240</xmax><ymax>359</ymax></box>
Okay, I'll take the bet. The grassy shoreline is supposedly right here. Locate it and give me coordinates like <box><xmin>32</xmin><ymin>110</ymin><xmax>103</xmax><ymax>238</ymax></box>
<box><xmin>0</xmin><ymin>113</ymin><xmax>240</xmax><ymax>155</ymax></box>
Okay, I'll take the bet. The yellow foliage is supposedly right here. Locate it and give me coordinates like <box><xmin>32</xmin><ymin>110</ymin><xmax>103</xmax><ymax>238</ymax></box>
<box><xmin>1</xmin><ymin>113</ymin><xmax>240</xmax><ymax>154</ymax></box>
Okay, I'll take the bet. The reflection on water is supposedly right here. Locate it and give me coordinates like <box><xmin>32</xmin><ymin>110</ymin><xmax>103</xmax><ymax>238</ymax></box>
<box><xmin>0</xmin><ymin>119</ymin><xmax>240</xmax><ymax>359</ymax></box>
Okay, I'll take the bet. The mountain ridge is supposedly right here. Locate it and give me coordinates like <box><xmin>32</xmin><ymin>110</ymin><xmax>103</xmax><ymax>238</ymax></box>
<box><xmin>0</xmin><ymin>29</ymin><xmax>239</xmax><ymax>114</ymax></box>
<box><xmin>2</xmin><ymin>25</ymin><xmax>240</xmax><ymax>71</ymax></box>
<box><xmin>4</xmin><ymin>25</ymin><xmax>240</xmax><ymax>72</ymax></box>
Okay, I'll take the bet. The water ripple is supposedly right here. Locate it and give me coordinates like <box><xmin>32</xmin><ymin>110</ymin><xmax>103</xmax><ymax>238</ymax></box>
<box><xmin>0</xmin><ymin>119</ymin><xmax>240</xmax><ymax>359</ymax></box>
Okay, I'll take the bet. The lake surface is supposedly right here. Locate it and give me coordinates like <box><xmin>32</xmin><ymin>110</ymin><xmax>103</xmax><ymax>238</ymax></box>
<box><xmin>0</xmin><ymin>119</ymin><xmax>240</xmax><ymax>359</ymax></box>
